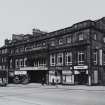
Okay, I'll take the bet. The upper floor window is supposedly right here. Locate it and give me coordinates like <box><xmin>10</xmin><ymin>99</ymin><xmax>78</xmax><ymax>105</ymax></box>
<box><xmin>67</xmin><ymin>37</ymin><xmax>71</xmax><ymax>43</ymax></box>
<box><xmin>15</xmin><ymin>59</ymin><xmax>19</xmax><ymax>68</ymax></box>
<box><xmin>20</xmin><ymin>59</ymin><xmax>24</xmax><ymax>67</ymax></box>
<box><xmin>93</xmin><ymin>34</ymin><xmax>97</xmax><ymax>40</ymax></box>
<box><xmin>24</xmin><ymin>58</ymin><xmax>27</xmax><ymax>67</ymax></box>
<box><xmin>93</xmin><ymin>51</ymin><xmax>97</xmax><ymax>65</ymax></box>
<box><xmin>79</xmin><ymin>34</ymin><xmax>84</xmax><ymax>41</ymax></box>
<box><xmin>15</xmin><ymin>48</ymin><xmax>19</xmax><ymax>53</ymax></box>
<box><xmin>103</xmin><ymin>37</ymin><xmax>105</xmax><ymax>43</ymax></box>
<box><xmin>50</xmin><ymin>54</ymin><xmax>55</xmax><ymax>66</ymax></box>
<box><xmin>65</xmin><ymin>52</ymin><xmax>72</xmax><ymax>65</ymax></box>
<box><xmin>42</xmin><ymin>42</ymin><xmax>46</xmax><ymax>46</ymax></box>
<box><xmin>103</xmin><ymin>53</ymin><xmax>105</xmax><ymax>65</ymax></box>
<box><xmin>10</xmin><ymin>49</ymin><xmax>14</xmax><ymax>54</ymax></box>
<box><xmin>10</xmin><ymin>59</ymin><xmax>12</xmax><ymax>68</ymax></box>
<box><xmin>78</xmin><ymin>51</ymin><xmax>85</xmax><ymax>65</ymax></box>
<box><xmin>2</xmin><ymin>58</ymin><xmax>4</xmax><ymax>63</ymax></box>
<box><xmin>50</xmin><ymin>40</ymin><xmax>55</xmax><ymax>46</ymax></box>
<box><xmin>0</xmin><ymin>50</ymin><xmax>1</xmax><ymax>54</ymax></box>
<box><xmin>37</xmin><ymin>43</ymin><xmax>42</xmax><ymax>47</ymax></box>
<box><xmin>19</xmin><ymin>47</ymin><xmax>24</xmax><ymax>52</ymax></box>
<box><xmin>58</xmin><ymin>39</ymin><xmax>63</xmax><ymax>45</ymax></box>
<box><xmin>57</xmin><ymin>53</ymin><xmax>63</xmax><ymax>65</ymax></box>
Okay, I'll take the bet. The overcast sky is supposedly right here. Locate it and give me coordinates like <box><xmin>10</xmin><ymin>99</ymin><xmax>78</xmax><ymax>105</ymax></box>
<box><xmin>0</xmin><ymin>0</ymin><xmax>105</xmax><ymax>46</ymax></box>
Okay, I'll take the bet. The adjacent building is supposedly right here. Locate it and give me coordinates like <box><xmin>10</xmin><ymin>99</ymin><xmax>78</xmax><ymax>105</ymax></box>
<box><xmin>0</xmin><ymin>17</ymin><xmax>105</xmax><ymax>85</ymax></box>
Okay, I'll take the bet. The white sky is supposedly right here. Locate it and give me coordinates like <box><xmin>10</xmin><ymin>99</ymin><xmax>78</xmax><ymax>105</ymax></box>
<box><xmin>0</xmin><ymin>0</ymin><xmax>105</xmax><ymax>46</ymax></box>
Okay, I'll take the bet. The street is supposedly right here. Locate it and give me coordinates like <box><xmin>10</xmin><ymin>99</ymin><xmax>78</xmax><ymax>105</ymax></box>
<box><xmin>0</xmin><ymin>84</ymin><xmax>104</xmax><ymax>105</ymax></box>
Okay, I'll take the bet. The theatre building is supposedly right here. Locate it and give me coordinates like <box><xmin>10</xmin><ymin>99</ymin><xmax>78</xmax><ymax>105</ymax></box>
<box><xmin>1</xmin><ymin>17</ymin><xmax>105</xmax><ymax>85</ymax></box>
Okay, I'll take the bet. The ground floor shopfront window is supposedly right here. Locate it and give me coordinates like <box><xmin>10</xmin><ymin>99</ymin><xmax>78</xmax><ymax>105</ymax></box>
<box><xmin>49</xmin><ymin>70</ymin><xmax>62</xmax><ymax>84</ymax></box>
<box><xmin>74</xmin><ymin>70</ymin><xmax>88</xmax><ymax>85</ymax></box>
<box><xmin>62</xmin><ymin>70</ymin><xmax>74</xmax><ymax>84</ymax></box>
<box><xmin>48</xmin><ymin>69</ymin><xmax>89</xmax><ymax>85</ymax></box>
<box><xmin>49</xmin><ymin>70</ymin><xmax>74</xmax><ymax>85</ymax></box>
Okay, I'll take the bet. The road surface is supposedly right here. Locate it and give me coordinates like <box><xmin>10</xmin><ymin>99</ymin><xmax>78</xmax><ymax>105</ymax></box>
<box><xmin>0</xmin><ymin>84</ymin><xmax>104</xmax><ymax>105</ymax></box>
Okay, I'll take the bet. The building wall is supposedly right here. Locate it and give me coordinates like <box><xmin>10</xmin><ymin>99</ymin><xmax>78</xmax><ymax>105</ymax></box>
<box><xmin>0</xmin><ymin>18</ymin><xmax>105</xmax><ymax>85</ymax></box>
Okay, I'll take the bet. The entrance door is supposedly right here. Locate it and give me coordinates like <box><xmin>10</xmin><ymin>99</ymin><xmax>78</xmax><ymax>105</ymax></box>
<box><xmin>28</xmin><ymin>71</ymin><xmax>47</xmax><ymax>83</ymax></box>
<box><xmin>75</xmin><ymin>71</ymin><xmax>88</xmax><ymax>85</ymax></box>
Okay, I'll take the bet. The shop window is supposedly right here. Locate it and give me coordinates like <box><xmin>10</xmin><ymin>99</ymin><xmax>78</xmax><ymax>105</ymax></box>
<box><xmin>93</xmin><ymin>51</ymin><xmax>97</xmax><ymax>65</ymax></box>
<box><xmin>57</xmin><ymin>53</ymin><xmax>63</xmax><ymax>65</ymax></box>
<box><xmin>50</xmin><ymin>54</ymin><xmax>55</xmax><ymax>66</ymax></box>
<box><xmin>65</xmin><ymin>52</ymin><xmax>72</xmax><ymax>65</ymax></box>
<box><xmin>78</xmin><ymin>51</ymin><xmax>85</xmax><ymax>65</ymax></box>
<box><xmin>79</xmin><ymin>34</ymin><xmax>84</xmax><ymax>41</ymax></box>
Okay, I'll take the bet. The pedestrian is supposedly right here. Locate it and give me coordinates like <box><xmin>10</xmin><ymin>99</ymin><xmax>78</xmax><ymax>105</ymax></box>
<box><xmin>52</xmin><ymin>78</ymin><xmax>55</xmax><ymax>85</ymax></box>
<box><xmin>55</xmin><ymin>78</ymin><xmax>58</xmax><ymax>88</ymax></box>
<box><xmin>41</xmin><ymin>77</ymin><xmax>45</xmax><ymax>86</ymax></box>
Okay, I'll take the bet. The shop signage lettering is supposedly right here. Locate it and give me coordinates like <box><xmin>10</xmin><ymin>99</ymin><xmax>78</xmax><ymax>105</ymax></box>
<box><xmin>74</xmin><ymin>66</ymin><xmax>88</xmax><ymax>69</ymax></box>
<box><xmin>62</xmin><ymin>71</ymin><xmax>72</xmax><ymax>74</ymax></box>
<box><xmin>15</xmin><ymin>71</ymin><xmax>27</xmax><ymax>75</ymax></box>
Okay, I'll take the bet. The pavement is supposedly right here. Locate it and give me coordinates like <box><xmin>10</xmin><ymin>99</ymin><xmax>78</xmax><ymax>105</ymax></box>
<box><xmin>7</xmin><ymin>83</ymin><xmax>105</xmax><ymax>91</ymax></box>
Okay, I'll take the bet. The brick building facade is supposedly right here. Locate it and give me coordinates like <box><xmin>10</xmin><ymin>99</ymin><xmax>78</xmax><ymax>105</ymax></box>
<box><xmin>0</xmin><ymin>17</ymin><xmax>105</xmax><ymax>85</ymax></box>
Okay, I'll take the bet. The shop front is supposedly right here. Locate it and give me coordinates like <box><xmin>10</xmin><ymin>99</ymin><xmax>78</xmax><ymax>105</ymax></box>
<box><xmin>49</xmin><ymin>70</ymin><xmax>62</xmax><ymax>84</ymax></box>
<box><xmin>62</xmin><ymin>70</ymin><xmax>74</xmax><ymax>85</ymax></box>
<box><xmin>74</xmin><ymin>65</ymin><xmax>88</xmax><ymax>85</ymax></box>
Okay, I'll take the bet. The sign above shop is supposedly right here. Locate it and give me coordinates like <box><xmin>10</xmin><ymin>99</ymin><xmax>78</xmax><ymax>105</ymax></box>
<box><xmin>20</xmin><ymin>66</ymin><xmax>48</xmax><ymax>71</ymax></box>
<box><xmin>62</xmin><ymin>70</ymin><xmax>72</xmax><ymax>75</ymax></box>
<box><xmin>74</xmin><ymin>65</ymin><xmax>88</xmax><ymax>69</ymax></box>
<box><xmin>15</xmin><ymin>71</ymin><xmax>27</xmax><ymax>75</ymax></box>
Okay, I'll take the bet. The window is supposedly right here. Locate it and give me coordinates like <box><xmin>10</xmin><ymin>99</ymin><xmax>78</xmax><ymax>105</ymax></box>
<box><xmin>93</xmin><ymin>51</ymin><xmax>97</xmax><ymax>65</ymax></box>
<box><xmin>20</xmin><ymin>59</ymin><xmax>24</xmax><ymax>67</ymax></box>
<box><xmin>103</xmin><ymin>37</ymin><xmax>105</xmax><ymax>43</ymax></box>
<box><xmin>15</xmin><ymin>59</ymin><xmax>19</xmax><ymax>68</ymax></box>
<box><xmin>42</xmin><ymin>42</ymin><xmax>46</xmax><ymax>46</ymax></box>
<box><xmin>37</xmin><ymin>43</ymin><xmax>42</xmax><ymax>47</ymax></box>
<box><xmin>65</xmin><ymin>52</ymin><xmax>72</xmax><ymax>65</ymax></box>
<box><xmin>2</xmin><ymin>57</ymin><xmax>6</xmax><ymax>63</ymax></box>
<box><xmin>103</xmin><ymin>53</ymin><xmax>105</xmax><ymax>65</ymax></box>
<box><xmin>2</xmin><ymin>65</ymin><xmax>5</xmax><ymax>70</ymax></box>
<box><xmin>20</xmin><ymin>47</ymin><xmax>24</xmax><ymax>52</ymax></box>
<box><xmin>58</xmin><ymin>39</ymin><xmax>63</xmax><ymax>45</ymax></box>
<box><xmin>51</xmin><ymin>40</ymin><xmax>55</xmax><ymax>46</ymax></box>
<box><xmin>10</xmin><ymin>59</ymin><xmax>12</xmax><ymax>68</ymax></box>
<box><xmin>1</xmin><ymin>49</ymin><xmax>5</xmax><ymax>54</ymax></box>
<box><xmin>0</xmin><ymin>50</ymin><xmax>1</xmax><ymax>54</ymax></box>
<box><xmin>10</xmin><ymin>49</ymin><xmax>13</xmax><ymax>54</ymax></box>
<box><xmin>78</xmin><ymin>51</ymin><xmax>85</xmax><ymax>65</ymax></box>
<box><xmin>67</xmin><ymin>37</ymin><xmax>71</xmax><ymax>43</ymax></box>
<box><xmin>79</xmin><ymin>34</ymin><xmax>84</xmax><ymax>41</ymax></box>
<box><xmin>50</xmin><ymin>54</ymin><xmax>55</xmax><ymax>66</ymax></box>
<box><xmin>15</xmin><ymin>48</ymin><xmax>19</xmax><ymax>53</ymax></box>
<box><xmin>4</xmin><ymin>49</ymin><xmax>7</xmax><ymax>53</ymax></box>
<box><xmin>57</xmin><ymin>53</ymin><xmax>63</xmax><ymax>65</ymax></box>
<box><xmin>4</xmin><ymin>57</ymin><xmax>6</xmax><ymax>62</ymax></box>
<box><xmin>72</xmin><ymin>34</ymin><xmax>76</xmax><ymax>42</ymax></box>
<box><xmin>24</xmin><ymin>58</ymin><xmax>27</xmax><ymax>67</ymax></box>
<box><xmin>93</xmin><ymin>34</ymin><xmax>97</xmax><ymax>40</ymax></box>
